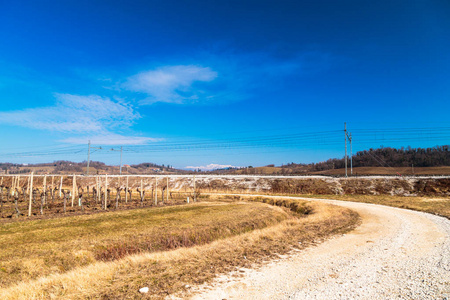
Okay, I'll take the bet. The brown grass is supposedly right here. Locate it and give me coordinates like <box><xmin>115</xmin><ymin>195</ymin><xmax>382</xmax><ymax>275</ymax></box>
<box><xmin>0</xmin><ymin>202</ymin><xmax>288</xmax><ymax>289</ymax></box>
<box><xmin>0</xmin><ymin>197</ymin><xmax>359</xmax><ymax>299</ymax></box>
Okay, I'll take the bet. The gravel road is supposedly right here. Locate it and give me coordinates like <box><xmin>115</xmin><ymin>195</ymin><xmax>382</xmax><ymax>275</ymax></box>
<box><xmin>190</xmin><ymin>196</ymin><xmax>450</xmax><ymax>299</ymax></box>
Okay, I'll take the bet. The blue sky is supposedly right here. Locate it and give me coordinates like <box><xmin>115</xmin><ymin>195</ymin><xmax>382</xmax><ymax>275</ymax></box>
<box><xmin>0</xmin><ymin>0</ymin><xmax>449</xmax><ymax>169</ymax></box>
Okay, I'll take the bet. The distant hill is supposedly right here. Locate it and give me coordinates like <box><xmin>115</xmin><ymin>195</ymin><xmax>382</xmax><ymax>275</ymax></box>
<box><xmin>217</xmin><ymin>145</ymin><xmax>450</xmax><ymax>175</ymax></box>
<box><xmin>0</xmin><ymin>161</ymin><xmax>185</xmax><ymax>175</ymax></box>
<box><xmin>1</xmin><ymin>145</ymin><xmax>448</xmax><ymax>176</ymax></box>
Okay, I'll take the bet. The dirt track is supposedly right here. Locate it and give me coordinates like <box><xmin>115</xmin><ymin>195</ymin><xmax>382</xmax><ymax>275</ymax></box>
<box><xmin>190</xmin><ymin>196</ymin><xmax>450</xmax><ymax>299</ymax></box>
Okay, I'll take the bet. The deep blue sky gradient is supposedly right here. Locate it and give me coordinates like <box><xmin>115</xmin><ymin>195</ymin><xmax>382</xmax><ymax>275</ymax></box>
<box><xmin>0</xmin><ymin>1</ymin><xmax>449</xmax><ymax>168</ymax></box>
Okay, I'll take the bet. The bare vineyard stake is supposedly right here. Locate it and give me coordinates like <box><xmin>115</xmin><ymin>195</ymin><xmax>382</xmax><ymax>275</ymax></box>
<box><xmin>115</xmin><ymin>187</ymin><xmax>121</xmax><ymax>209</ymax></box>
<box><xmin>98</xmin><ymin>176</ymin><xmax>101</xmax><ymax>203</ymax></box>
<box><xmin>59</xmin><ymin>176</ymin><xmax>63</xmax><ymax>198</ymax></box>
<box><xmin>11</xmin><ymin>176</ymin><xmax>16</xmax><ymax>196</ymax></box>
<box><xmin>27</xmin><ymin>175</ymin><xmax>30</xmax><ymax>195</ymax></box>
<box><xmin>79</xmin><ymin>192</ymin><xmax>84</xmax><ymax>211</ymax></box>
<box><xmin>28</xmin><ymin>172</ymin><xmax>34</xmax><ymax>217</ymax></box>
<box><xmin>166</xmin><ymin>177</ymin><xmax>169</xmax><ymax>203</ymax></box>
<box><xmin>63</xmin><ymin>190</ymin><xmax>67</xmax><ymax>213</ymax></box>
<box><xmin>104</xmin><ymin>174</ymin><xmax>108</xmax><ymax>210</ymax></box>
<box><xmin>43</xmin><ymin>175</ymin><xmax>47</xmax><ymax>204</ymax></box>
<box><xmin>0</xmin><ymin>186</ymin><xmax>3</xmax><ymax>213</ymax></box>
<box><xmin>125</xmin><ymin>176</ymin><xmax>129</xmax><ymax>203</ymax></box>
<box><xmin>155</xmin><ymin>177</ymin><xmax>158</xmax><ymax>205</ymax></box>
<box><xmin>193</xmin><ymin>175</ymin><xmax>196</xmax><ymax>202</ymax></box>
<box><xmin>14</xmin><ymin>191</ymin><xmax>20</xmax><ymax>217</ymax></box>
<box><xmin>72</xmin><ymin>175</ymin><xmax>76</xmax><ymax>207</ymax></box>
<box><xmin>96</xmin><ymin>176</ymin><xmax>99</xmax><ymax>202</ymax></box>
<box><xmin>40</xmin><ymin>192</ymin><xmax>44</xmax><ymax>215</ymax></box>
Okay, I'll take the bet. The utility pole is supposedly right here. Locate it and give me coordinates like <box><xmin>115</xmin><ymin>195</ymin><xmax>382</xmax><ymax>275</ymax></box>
<box><xmin>344</xmin><ymin>122</ymin><xmax>347</xmax><ymax>177</ymax></box>
<box><xmin>349</xmin><ymin>133</ymin><xmax>353</xmax><ymax>176</ymax></box>
<box><xmin>110</xmin><ymin>146</ymin><xmax>124</xmax><ymax>175</ymax></box>
<box><xmin>87</xmin><ymin>141</ymin><xmax>90</xmax><ymax>175</ymax></box>
<box><xmin>86</xmin><ymin>141</ymin><xmax>102</xmax><ymax>175</ymax></box>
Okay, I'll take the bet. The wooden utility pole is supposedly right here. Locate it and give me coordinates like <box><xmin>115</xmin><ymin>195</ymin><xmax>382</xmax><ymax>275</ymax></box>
<box><xmin>349</xmin><ymin>133</ymin><xmax>353</xmax><ymax>176</ymax></box>
<box><xmin>28</xmin><ymin>172</ymin><xmax>34</xmax><ymax>216</ymax></box>
<box><xmin>345</xmin><ymin>122</ymin><xmax>348</xmax><ymax>177</ymax></box>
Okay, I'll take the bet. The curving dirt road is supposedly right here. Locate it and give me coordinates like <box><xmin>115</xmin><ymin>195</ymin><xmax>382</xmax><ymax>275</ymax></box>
<box><xmin>190</xmin><ymin>196</ymin><xmax>450</xmax><ymax>299</ymax></box>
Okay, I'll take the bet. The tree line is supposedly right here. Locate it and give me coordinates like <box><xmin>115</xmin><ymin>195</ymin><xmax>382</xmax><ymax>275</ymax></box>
<box><xmin>308</xmin><ymin>145</ymin><xmax>449</xmax><ymax>171</ymax></box>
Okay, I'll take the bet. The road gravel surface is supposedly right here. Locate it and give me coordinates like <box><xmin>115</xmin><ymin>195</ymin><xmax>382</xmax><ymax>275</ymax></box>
<box><xmin>190</xmin><ymin>196</ymin><xmax>450</xmax><ymax>299</ymax></box>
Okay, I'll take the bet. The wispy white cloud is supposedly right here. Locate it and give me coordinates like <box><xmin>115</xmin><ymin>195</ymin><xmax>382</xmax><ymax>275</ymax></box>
<box><xmin>61</xmin><ymin>133</ymin><xmax>163</xmax><ymax>145</ymax></box>
<box><xmin>185</xmin><ymin>163</ymin><xmax>241</xmax><ymax>171</ymax></box>
<box><xmin>0</xmin><ymin>93</ymin><xmax>138</xmax><ymax>133</ymax></box>
<box><xmin>0</xmin><ymin>93</ymin><xmax>159</xmax><ymax>145</ymax></box>
<box><xmin>124</xmin><ymin>65</ymin><xmax>218</xmax><ymax>104</ymax></box>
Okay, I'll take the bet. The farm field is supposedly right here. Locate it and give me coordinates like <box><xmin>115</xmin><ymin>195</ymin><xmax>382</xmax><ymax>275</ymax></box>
<box><xmin>232</xmin><ymin>166</ymin><xmax>450</xmax><ymax>175</ymax></box>
<box><xmin>0</xmin><ymin>198</ymin><xmax>358</xmax><ymax>299</ymax></box>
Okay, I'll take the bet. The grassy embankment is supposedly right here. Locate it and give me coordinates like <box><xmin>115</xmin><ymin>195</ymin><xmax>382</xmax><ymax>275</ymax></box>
<box><xmin>0</xmin><ymin>198</ymin><xmax>359</xmax><ymax>299</ymax></box>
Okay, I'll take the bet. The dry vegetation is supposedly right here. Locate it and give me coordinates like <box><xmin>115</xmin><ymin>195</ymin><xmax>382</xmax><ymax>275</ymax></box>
<box><xmin>0</xmin><ymin>202</ymin><xmax>287</xmax><ymax>288</ymax></box>
<box><xmin>0</xmin><ymin>197</ymin><xmax>359</xmax><ymax>299</ymax></box>
<box><xmin>299</xmin><ymin>194</ymin><xmax>450</xmax><ymax>219</ymax></box>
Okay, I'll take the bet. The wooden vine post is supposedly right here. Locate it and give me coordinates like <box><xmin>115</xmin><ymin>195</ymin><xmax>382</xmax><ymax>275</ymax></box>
<box><xmin>27</xmin><ymin>175</ymin><xmax>31</xmax><ymax>195</ymax></box>
<box><xmin>166</xmin><ymin>177</ymin><xmax>169</xmax><ymax>203</ymax></box>
<box><xmin>11</xmin><ymin>176</ymin><xmax>16</xmax><ymax>196</ymax></box>
<box><xmin>155</xmin><ymin>177</ymin><xmax>158</xmax><ymax>205</ymax></box>
<box><xmin>71</xmin><ymin>174</ymin><xmax>76</xmax><ymax>207</ymax></box>
<box><xmin>193</xmin><ymin>175</ymin><xmax>196</xmax><ymax>202</ymax></box>
<box><xmin>97</xmin><ymin>176</ymin><xmax>101</xmax><ymax>203</ymax></box>
<box><xmin>59</xmin><ymin>176</ymin><xmax>63</xmax><ymax>198</ymax></box>
<box><xmin>43</xmin><ymin>175</ymin><xmax>47</xmax><ymax>204</ymax></box>
<box><xmin>95</xmin><ymin>176</ymin><xmax>98</xmax><ymax>202</ymax></box>
<box><xmin>125</xmin><ymin>176</ymin><xmax>129</xmax><ymax>203</ymax></box>
<box><xmin>28</xmin><ymin>172</ymin><xmax>34</xmax><ymax>216</ymax></box>
<box><xmin>140</xmin><ymin>177</ymin><xmax>143</xmax><ymax>202</ymax></box>
<box><xmin>104</xmin><ymin>174</ymin><xmax>108</xmax><ymax>210</ymax></box>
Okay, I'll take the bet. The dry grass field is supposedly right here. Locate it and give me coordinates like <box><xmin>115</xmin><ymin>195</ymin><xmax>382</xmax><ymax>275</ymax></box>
<box><xmin>232</xmin><ymin>166</ymin><xmax>450</xmax><ymax>175</ymax></box>
<box><xmin>0</xmin><ymin>198</ymin><xmax>359</xmax><ymax>299</ymax></box>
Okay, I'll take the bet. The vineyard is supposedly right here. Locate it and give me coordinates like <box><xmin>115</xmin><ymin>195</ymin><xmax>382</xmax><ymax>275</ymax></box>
<box><xmin>2</xmin><ymin>174</ymin><xmax>449</xmax><ymax>221</ymax></box>
<box><xmin>0</xmin><ymin>174</ymin><xmax>198</xmax><ymax>220</ymax></box>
